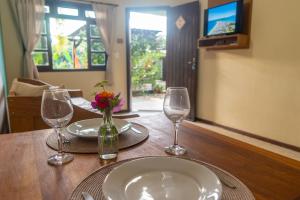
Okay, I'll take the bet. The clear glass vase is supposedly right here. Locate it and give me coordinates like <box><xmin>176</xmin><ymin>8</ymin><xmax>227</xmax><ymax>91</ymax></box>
<box><xmin>98</xmin><ymin>109</ymin><xmax>119</xmax><ymax>160</ymax></box>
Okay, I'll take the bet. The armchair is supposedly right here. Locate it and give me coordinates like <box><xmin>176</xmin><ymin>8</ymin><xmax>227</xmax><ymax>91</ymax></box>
<box><xmin>7</xmin><ymin>78</ymin><xmax>139</xmax><ymax>133</ymax></box>
<box><xmin>7</xmin><ymin>78</ymin><xmax>83</xmax><ymax>132</ymax></box>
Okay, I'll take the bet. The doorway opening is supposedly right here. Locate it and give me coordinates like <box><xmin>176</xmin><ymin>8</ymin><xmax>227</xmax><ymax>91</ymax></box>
<box><xmin>126</xmin><ymin>8</ymin><xmax>167</xmax><ymax>112</ymax></box>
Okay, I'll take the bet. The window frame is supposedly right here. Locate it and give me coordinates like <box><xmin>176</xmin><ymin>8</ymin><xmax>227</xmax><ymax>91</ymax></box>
<box><xmin>35</xmin><ymin>0</ymin><xmax>107</xmax><ymax>72</ymax></box>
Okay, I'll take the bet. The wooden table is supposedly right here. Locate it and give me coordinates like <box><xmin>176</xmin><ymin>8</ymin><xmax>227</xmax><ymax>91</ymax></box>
<box><xmin>0</xmin><ymin>114</ymin><xmax>300</xmax><ymax>200</ymax></box>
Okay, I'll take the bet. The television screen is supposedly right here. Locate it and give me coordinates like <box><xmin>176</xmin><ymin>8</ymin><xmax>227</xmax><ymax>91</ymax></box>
<box><xmin>205</xmin><ymin>1</ymin><xmax>241</xmax><ymax>36</ymax></box>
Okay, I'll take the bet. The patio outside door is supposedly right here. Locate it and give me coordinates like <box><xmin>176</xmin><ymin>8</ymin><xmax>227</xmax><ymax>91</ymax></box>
<box><xmin>165</xmin><ymin>1</ymin><xmax>200</xmax><ymax>121</ymax></box>
<box><xmin>126</xmin><ymin>8</ymin><xmax>168</xmax><ymax>113</ymax></box>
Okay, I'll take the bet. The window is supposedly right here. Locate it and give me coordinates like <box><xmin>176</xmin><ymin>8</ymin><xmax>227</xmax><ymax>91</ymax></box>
<box><xmin>32</xmin><ymin>1</ymin><xmax>106</xmax><ymax>72</ymax></box>
<box><xmin>32</xmin><ymin>20</ymin><xmax>49</xmax><ymax>67</ymax></box>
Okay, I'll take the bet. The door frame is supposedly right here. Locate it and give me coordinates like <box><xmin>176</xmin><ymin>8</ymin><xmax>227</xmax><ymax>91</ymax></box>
<box><xmin>125</xmin><ymin>6</ymin><xmax>169</xmax><ymax>112</ymax></box>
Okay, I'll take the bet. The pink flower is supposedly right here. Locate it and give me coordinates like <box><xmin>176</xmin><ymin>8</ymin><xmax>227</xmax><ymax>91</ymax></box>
<box><xmin>112</xmin><ymin>98</ymin><xmax>125</xmax><ymax>113</ymax></box>
<box><xmin>95</xmin><ymin>94</ymin><xmax>101</xmax><ymax>102</ymax></box>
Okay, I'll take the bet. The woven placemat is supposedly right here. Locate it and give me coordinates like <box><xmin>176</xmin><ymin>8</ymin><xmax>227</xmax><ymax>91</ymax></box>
<box><xmin>69</xmin><ymin>157</ymin><xmax>255</xmax><ymax>200</ymax></box>
<box><xmin>46</xmin><ymin>123</ymin><xmax>149</xmax><ymax>153</ymax></box>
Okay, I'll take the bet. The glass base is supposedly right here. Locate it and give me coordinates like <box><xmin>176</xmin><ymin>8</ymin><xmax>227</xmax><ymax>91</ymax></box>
<box><xmin>165</xmin><ymin>145</ymin><xmax>187</xmax><ymax>155</ymax></box>
<box><xmin>99</xmin><ymin>153</ymin><xmax>118</xmax><ymax>160</ymax></box>
<box><xmin>47</xmin><ymin>153</ymin><xmax>74</xmax><ymax>166</ymax></box>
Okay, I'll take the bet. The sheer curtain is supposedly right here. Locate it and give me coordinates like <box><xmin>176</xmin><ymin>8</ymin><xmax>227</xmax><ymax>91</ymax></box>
<box><xmin>92</xmin><ymin>4</ymin><xmax>116</xmax><ymax>85</ymax></box>
<box><xmin>10</xmin><ymin>0</ymin><xmax>44</xmax><ymax>79</ymax></box>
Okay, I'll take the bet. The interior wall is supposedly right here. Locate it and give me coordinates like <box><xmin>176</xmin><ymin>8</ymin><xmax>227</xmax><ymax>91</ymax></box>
<box><xmin>197</xmin><ymin>0</ymin><xmax>300</xmax><ymax>147</ymax></box>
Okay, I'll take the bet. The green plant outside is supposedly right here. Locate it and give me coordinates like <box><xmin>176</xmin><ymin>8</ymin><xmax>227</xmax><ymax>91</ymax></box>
<box><xmin>32</xmin><ymin>19</ymin><xmax>106</xmax><ymax>69</ymax></box>
<box><xmin>130</xmin><ymin>29</ymin><xmax>166</xmax><ymax>91</ymax></box>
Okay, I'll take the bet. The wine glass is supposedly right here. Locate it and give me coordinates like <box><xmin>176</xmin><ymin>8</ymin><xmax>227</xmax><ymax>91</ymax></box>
<box><xmin>41</xmin><ymin>89</ymin><xmax>74</xmax><ymax>165</ymax></box>
<box><xmin>163</xmin><ymin>87</ymin><xmax>190</xmax><ymax>155</ymax></box>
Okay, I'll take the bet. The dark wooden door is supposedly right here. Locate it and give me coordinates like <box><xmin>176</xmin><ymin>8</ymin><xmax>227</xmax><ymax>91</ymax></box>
<box><xmin>165</xmin><ymin>1</ymin><xmax>200</xmax><ymax>121</ymax></box>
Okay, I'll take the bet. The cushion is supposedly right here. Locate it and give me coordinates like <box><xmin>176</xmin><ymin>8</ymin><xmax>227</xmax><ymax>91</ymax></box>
<box><xmin>10</xmin><ymin>79</ymin><xmax>50</xmax><ymax>97</ymax></box>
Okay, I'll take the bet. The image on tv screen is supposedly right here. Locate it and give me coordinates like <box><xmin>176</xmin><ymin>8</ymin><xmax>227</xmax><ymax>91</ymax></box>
<box><xmin>207</xmin><ymin>2</ymin><xmax>237</xmax><ymax>36</ymax></box>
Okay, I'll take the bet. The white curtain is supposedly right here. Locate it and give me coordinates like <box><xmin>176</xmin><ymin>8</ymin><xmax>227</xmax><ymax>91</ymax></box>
<box><xmin>10</xmin><ymin>0</ymin><xmax>44</xmax><ymax>79</ymax></box>
<box><xmin>93</xmin><ymin>4</ymin><xmax>116</xmax><ymax>85</ymax></box>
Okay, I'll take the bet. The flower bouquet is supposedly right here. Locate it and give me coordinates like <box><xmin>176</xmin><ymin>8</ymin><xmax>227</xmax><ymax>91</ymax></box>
<box><xmin>91</xmin><ymin>81</ymin><xmax>124</xmax><ymax>160</ymax></box>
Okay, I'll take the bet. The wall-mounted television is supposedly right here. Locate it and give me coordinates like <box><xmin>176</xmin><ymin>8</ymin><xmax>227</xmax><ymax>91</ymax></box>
<box><xmin>204</xmin><ymin>0</ymin><xmax>243</xmax><ymax>37</ymax></box>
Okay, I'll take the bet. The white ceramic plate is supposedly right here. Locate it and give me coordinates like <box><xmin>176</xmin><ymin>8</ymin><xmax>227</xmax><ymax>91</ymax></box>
<box><xmin>66</xmin><ymin>118</ymin><xmax>131</xmax><ymax>138</ymax></box>
<box><xmin>103</xmin><ymin>157</ymin><xmax>222</xmax><ymax>200</ymax></box>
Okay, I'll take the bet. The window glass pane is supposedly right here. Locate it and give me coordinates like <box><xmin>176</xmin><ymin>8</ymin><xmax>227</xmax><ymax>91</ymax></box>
<box><xmin>57</xmin><ymin>7</ymin><xmax>78</xmax><ymax>16</ymax></box>
<box><xmin>41</xmin><ymin>20</ymin><xmax>47</xmax><ymax>34</ymax></box>
<box><xmin>91</xmin><ymin>53</ymin><xmax>105</xmax><ymax>65</ymax></box>
<box><xmin>32</xmin><ymin>52</ymin><xmax>49</xmax><ymax>65</ymax></box>
<box><xmin>91</xmin><ymin>39</ymin><xmax>105</xmax><ymax>52</ymax></box>
<box><xmin>90</xmin><ymin>25</ymin><xmax>100</xmax><ymax>37</ymax></box>
<box><xmin>50</xmin><ymin>18</ymin><xmax>88</xmax><ymax>70</ymax></box>
<box><xmin>44</xmin><ymin>5</ymin><xmax>50</xmax><ymax>13</ymax></box>
<box><xmin>85</xmin><ymin>10</ymin><xmax>96</xmax><ymax>18</ymax></box>
<box><xmin>35</xmin><ymin>36</ymin><xmax>48</xmax><ymax>50</ymax></box>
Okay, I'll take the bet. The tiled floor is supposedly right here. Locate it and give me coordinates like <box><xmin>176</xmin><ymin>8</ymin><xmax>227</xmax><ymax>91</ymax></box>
<box><xmin>132</xmin><ymin>94</ymin><xmax>164</xmax><ymax>112</ymax></box>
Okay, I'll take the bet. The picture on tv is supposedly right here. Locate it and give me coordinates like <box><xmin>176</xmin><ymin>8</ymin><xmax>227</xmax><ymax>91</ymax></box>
<box><xmin>207</xmin><ymin>2</ymin><xmax>238</xmax><ymax>36</ymax></box>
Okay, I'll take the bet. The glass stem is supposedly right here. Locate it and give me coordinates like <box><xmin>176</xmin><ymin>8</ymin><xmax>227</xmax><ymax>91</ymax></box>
<box><xmin>173</xmin><ymin>122</ymin><xmax>180</xmax><ymax>146</ymax></box>
<box><xmin>56</xmin><ymin>127</ymin><xmax>64</xmax><ymax>155</ymax></box>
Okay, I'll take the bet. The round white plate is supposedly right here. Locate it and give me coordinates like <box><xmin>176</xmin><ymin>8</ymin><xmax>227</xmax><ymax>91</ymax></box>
<box><xmin>103</xmin><ymin>157</ymin><xmax>222</xmax><ymax>200</ymax></box>
<box><xmin>66</xmin><ymin>118</ymin><xmax>131</xmax><ymax>138</ymax></box>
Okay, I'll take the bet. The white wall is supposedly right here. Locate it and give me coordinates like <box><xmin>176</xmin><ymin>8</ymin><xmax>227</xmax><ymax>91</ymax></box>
<box><xmin>197</xmin><ymin>0</ymin><xmax>300</xmax><ymax>147</ymax></box>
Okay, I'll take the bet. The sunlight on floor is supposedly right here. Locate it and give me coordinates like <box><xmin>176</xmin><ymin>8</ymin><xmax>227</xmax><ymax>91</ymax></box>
<box><xmin>132</xmin><ymin>94</ymin><xmax>164</xmax><ymax>112</ymax></box>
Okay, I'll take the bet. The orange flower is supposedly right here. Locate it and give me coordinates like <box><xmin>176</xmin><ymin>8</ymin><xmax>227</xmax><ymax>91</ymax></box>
<box><xmin>99</xmin><ymin>91</ymin><xmax>114</xmax><ymax>99</ymax></box>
